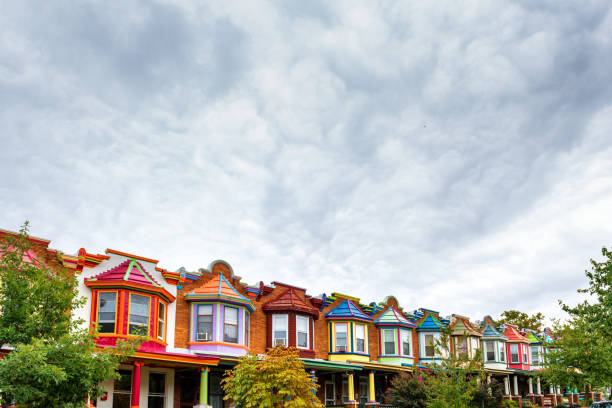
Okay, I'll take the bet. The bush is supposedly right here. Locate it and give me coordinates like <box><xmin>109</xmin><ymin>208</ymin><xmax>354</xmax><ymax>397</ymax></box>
<box><xmin>500</xmin><ymin>400</ymin><xmax>519</xmax><ymax>408</ymax></box>
<box><xmin>386</xmin><ymin>372</ymin><xmax>427</xmax><ymax>408</ymax></box>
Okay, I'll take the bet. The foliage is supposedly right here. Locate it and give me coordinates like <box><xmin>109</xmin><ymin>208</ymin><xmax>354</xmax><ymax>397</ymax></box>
<box><xmin>0</xmin><ymin>222</ymin><xmax>136</xmax><ymax>407</ymax></box>
<box><xmin>470</xmin><ymin>377</ymin><xmax>504</xmax><ymax>408</ymax></box>
<box><xmin>222</xmin><ymin>347</ymin><xmax>323</xmax><ymax>408</ymax></box>
<box><xmin>0</xmin><ymin>222</ymin><xmax>84</xmax><ymax>344</ymax></box>
<box><xmin>543</xmin><ymin>247</ymin><xmax>612</xmax><ymax>389</ymax></box>
<box><xmin>500</xmin><ymin>399</ymin><xmax>519</xmax><ymax>408</ymax></box>
<box><xmin>420</xmin><ymin>329</ymin><xmax>484</xmax><ymax>408</ymax></box>
<box><xmin>386</xmin><ymin>372</ymin><xmax>427</xmax><ymax>408</ymax></box>
<box><xmin>496</xmin><ymin>310</ymin><xmax>545</xmax><ymax>332</ymax></box>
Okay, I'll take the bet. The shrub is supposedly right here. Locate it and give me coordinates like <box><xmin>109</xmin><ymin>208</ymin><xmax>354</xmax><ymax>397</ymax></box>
<box><xmin>500</xmin><ymin>400</ymin><xmax>519</xmax><ymax>408</ymax></box>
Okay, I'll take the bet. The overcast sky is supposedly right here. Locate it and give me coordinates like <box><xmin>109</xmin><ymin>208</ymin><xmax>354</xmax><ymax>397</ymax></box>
<box><xmin>1</xmin><ymin>0</ymin><xmax>611</xmax><ymax>323</ymax></box>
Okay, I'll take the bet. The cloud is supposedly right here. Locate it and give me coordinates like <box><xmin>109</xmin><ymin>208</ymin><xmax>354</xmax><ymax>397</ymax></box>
<box><xmin>1</xmin><ymin>0</ymin><xmax>611</xmax><ymax>324</ymax></box>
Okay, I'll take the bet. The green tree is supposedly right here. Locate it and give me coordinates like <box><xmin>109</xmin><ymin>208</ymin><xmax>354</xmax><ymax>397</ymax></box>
<box><xmin>470</xmin><ymin>378</ymin><xmax>504</xmax><ymax>408</ymax></box>
<box><xmin>496</xmin><ymin>310</ymin><xmax>545</xmax><ymax>332</ymax></box>
<box><xmin>386</xmin><ymin>372</ymin><xmax>427</xmax><ymax>408</ymax></box>
<box><xmin>0</xmin><ymin>223</ymin><xmax>135</xmax><ymax>407</ymax></box>
<box><xmin>222</xmin><ymin>347</ymin><xmax>324</xmax><ymax>408</ymax></box>
<box><xmin>542</xmin><ymin>247</ymin><xmax>612</xmax><ymax>389</ymax></box>
<box><xmin>421</xmin><ymin>329</ymin><xmax>484</xmax><ymax>408</ymax></box>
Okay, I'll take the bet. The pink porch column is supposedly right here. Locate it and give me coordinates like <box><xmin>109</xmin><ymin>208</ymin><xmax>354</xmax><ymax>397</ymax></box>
<box><xmin>131</xmin><ymin>361</ymin><xmax>144</xmax><ymax>408</ymax></box>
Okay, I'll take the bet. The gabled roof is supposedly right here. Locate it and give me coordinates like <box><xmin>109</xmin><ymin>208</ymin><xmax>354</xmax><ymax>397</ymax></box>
<box><xmin>450</xmin><ymin>315</ymin><xmax>482</xmax><ymax>337</ymax></box>
<box><xmin>325</xmin><ymin>299</ymin><xmax>373</xmax><ymax>322</ymax></box>
<box><xmin>185</xmin><ymin>274</ymin><xmax>255</xmax><ymax>312</ymax></box>
<box><xmin>263</xmin><ymin>287</ymin><xmax>318</xmax><ymax>316</ymax></box>
<box><xmin>416</xmin><ymin>312</ymin><xmax>446</xmax><ymax>331</ymax></box>
<box><xmin>85</xmin><ymin>259</ymin><xmax>175</xmax><ymax>302</ymax></box>
<box><xmin>502</xmin><ymin>324</ymin><xmax>529</xmax><ymax>343</ymax></box>
<box><xmin>375</xmin><ymin>307</ymin><xmax>416</xmax><ymax>328</ymax></box>
<box><xmin>480</xmin><ymin>316</ymin><xmax>507</xmax><ymax>340</ymax></box>
<box><xmin>524</xmin><ymin>331</ymin><xmax>542</xmax><ymax>344</ymax></box>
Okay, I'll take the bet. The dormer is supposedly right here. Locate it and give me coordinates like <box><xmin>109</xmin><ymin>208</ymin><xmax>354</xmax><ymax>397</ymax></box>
<box><xmin>184</xmin><ymin>261</ymin><xmax>255</xmax><ymax>357</ymax></box>
<box><xmin>324</xmin><ymin>296</ymin><xmax>373</xmax><ymax>363</ymax></box>
<box><xmin>415</xmin><ymin>309</ymin><xmax>447</xmax><ymax>363</ymax></box>
<box><xmin>479</xmin><ymin>316</ymin><xmax>508</xmax><ymax>370</ymax></box>
<box><xmin>262</xmin><ymin>282</ymin><xmax>319</xmax><ymax>358</ymax></box>
<box><xmin>450</xmin><ymin>315</ymin><xmax>482</xmax><ymax>359</ymax></box>
<box><xmin>84</xmin><ymin>255</ymin><xmax>176</xmax><ymax>352</ymax></box>
<box><xmin>374</xmin><ymin>297</ymin><xmax>416</xmax><ymax>366</ymax></box>
<box><xmin>502</xmin><ymin>324</ymin><xmax>530</xmax><ymax>370</ymax></box>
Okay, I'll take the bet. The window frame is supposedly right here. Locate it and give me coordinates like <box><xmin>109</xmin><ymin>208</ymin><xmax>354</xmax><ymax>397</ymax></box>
<box><xmin>382</xmin><ymin>328</ymin><xmax>396</xmax><ymax>355</ymax></box>
<box><xmin>510</xmin><ymin>343</ymin><xmax>520</xmax><ymax>363</ymax></box>
<box><xmin>196</xmin><ymin>304</ymin><xmax>214</xmax><ymax>342</ymax></box>
<box><xmin>147</xmin><ymin>372</ymin><xmax>166</xmax><ymax>408</ymax></box>
<box><xmin>157</xmin><ymin>301</ymin><xmax>167</xmax><ymax>341</ymax></box>
<box><xmin>531</xmin><ymin>346</ymin><xmax>540</xmax><ymax>364</ymax></box>
<box><xmin>223</xmin><ymin>306</ymin><xmax>239</xmax><ymax>344</ymax></box>
<box><xmin>355</xmin><ymin>323</ymin><xmax>366</xmax><ymax>353</ymax></box>
<box><xmin>112</xmin><ymin>369</ymin><xmax>132</xmax><ymax>407</ymax></box>
<box><xmin>296</xmin><ymin>315</ymin><xmax>310</xmax><ymax>349</ymax></box>
<box><xmin>499</xmin><ymin>342</ymin><xmax>506</xmax><ymax>362</ymax></box>
<box><xmin>245</xmin><ymin>312</ymin><xmax>250</xmax><ymax>348</ymax></box>
<box><xmin>272</xmin><ymin>314</ymin><xmax>288</xmax><ymax>347</ymax></box>
<box><xmin>424</xmin><ymin>333</ymin><xmax>436</xmax><ymax>357</ymax></box>
<box><xmin>96</xmin><ymin>290</ymin><xmax>118</xmax><ymax>334</ymax></box>
<box><xmin>485</xmin><ymin>341</ymin><xmax>496</xmax><ymax>362</ymax></box>
<box><xmin>128</xmin><ymin>293</ymin><xmax>151</xmax><ymax>336</ymax></box>
<box><xmin>401</xmin><ymin>329</ymin><xmax>412</xmax><ymax>356</ymax></box>
<box><xmin>455</xmin><ymin>337</ymin><xmax>468</xmax><ymax>356</ymax></box>
<box><xmin>523</xmin><ymin>344</ymin><xmax>529</xmax><ymax>364</ymax></box>
<box><xmin>334</xmin><ymin>323</ymin><xmax>348</xmax><ymax>352</ymax></box>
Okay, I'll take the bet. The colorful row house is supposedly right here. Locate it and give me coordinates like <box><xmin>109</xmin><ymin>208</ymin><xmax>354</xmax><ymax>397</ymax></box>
<box><xmin>0</xmin><ymin>228</ymin><xmax>605</xmax><ymax>408</ymax></box>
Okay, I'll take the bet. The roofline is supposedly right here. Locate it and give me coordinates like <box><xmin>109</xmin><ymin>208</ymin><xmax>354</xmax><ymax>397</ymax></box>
<box><xmin>106</xmin><ymin>248</ymin><xmax>159</xmax><ymax>264</ymax></box>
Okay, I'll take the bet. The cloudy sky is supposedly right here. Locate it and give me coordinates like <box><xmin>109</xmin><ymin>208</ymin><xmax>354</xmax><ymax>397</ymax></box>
<box><xmin>1</xmin><ymin>0</ymin><xmax>611</xmax><ymax>323</ymax></box>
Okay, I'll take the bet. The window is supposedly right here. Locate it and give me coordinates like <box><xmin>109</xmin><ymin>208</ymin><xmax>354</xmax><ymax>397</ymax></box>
<box><xmin>383</xmin><ymin>329</ymin><xmax>395</xmax><ymax>355</ymax></box>
<box><xmin>245</xmin><ymin>312</ymin><xmax>250</xmax><ymax>347</ymax></box>
<box><xmin>147</xmin><ymin>372</ymin><xmax>166</xmax><ymax>408</ymax></box>
<box><xmin>499</xmin><ymin>342</ymin><xmax>505</xmax><ymax>362</ymax></box>
<box><xmin>324</xmin><ymin>382</ymin><xmax>335</xmax><ymax>406</ymax></box>
<box><xmin>424</xmin><ymin>334</ymin><xmax>435</xmax><ymax>357</ymax></box>
<box><xmin>97</xmin><ymin>292</ymin><xmax>116</xmax><ymax>333</ymax></box>
<box><xmin>355</xmin><ymin>324</ymin><xmax>366</xmax><ymax>353</ymax></box>
<box><xmin>335</xmin><ymin>323</ymin><xmax>348</xmax><ymax>352</ymax></box>
<box><xmin>456</xmin><ymin>337</ymin><xmax>468</xmax><ymax>356</ymax></box>
<box><xmin>401</xmin><ymin>330</ymin><xmax>411</xmax><ymax>355</ymax></box>
<box><xmin>296</xmin><ymin>315</ymin><xmax>309</xmax><ymax>349</ymax></box>
<box><xmin>128</xmin><ymin>294</ymin><xmax>150</xmax><ymax>336</ymax></box>
<box><xmin>471</xmin><ymin>338</ymin><xmax>480</xmax><ymax>355</ymax></box>
<box><xmin>510</xmin><ymin>344</ymin><xmax>519</xmax><ymax>363</ymax></box>
<box><xmin>224</xmin><ymin>307</ymin><xmax>238</xmax><ymax>343</ymax></box>
<box><xmin>112</xmin><ymin>369</ymin><xmax>132</xmax><ymax>408</ymax></box>
<box><xmin>197</xmin><ymin>304</ymin><xmax>213</xmax><ymax>341</ymax></box>
<box><xmin>523</xmin><ymin>345</ymin><xmax>528</xmax><ymax>363</ymax></box>
<box><xmin>485</xmin><ymin>341</ymin><xmax>495</xmax><ymax>361</ymax></box>
<box><xmin>272</xmin><ymin>314</ymin><xmax>288</xmax><ymax>347</ymax></box>
<box><xmin>531</xmin><ymin>346</ymin><xmax>539</xmax><ymax>364</ymax></box>
<box><xmin>157</xmin><ymin>302</ymin><xmax>165</xmax><ymax>340</ymax></box>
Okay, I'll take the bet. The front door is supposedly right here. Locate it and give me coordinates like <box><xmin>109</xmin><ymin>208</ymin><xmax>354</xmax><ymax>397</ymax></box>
<box><xmin>325</xmin><ymin>381</ymin><xmax>335</xmax><ymax>406</ymax></box>
<box><xmin>209</xmin><ymin>372</ymin><xmax>225</xmax><ymax>408</ymax></box>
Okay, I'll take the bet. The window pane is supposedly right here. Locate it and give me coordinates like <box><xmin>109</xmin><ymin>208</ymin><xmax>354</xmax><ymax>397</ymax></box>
<box><xmin>456</xmin><ymin>337</ymin><xmax>468</xmax><ymax>355</ymax></box>
<box><xmin>296</xmin><ymin>316</ymin><xmax>308</xmax><ymax>332</ymax></box>
<box><xmin>356</xmin><ymin>324</ymin><xmax>365</xmax><ymax>339</ymax></box>
<box><xmin>158</xmin><ymin>303</ymin><xmax>165</xmax><ymax>340</ymax></box>
<box><xmin>97</xmin><ymin>292</ymin><xmax>116</xmax><ymax>333</ymax></box>
<box><xmin>149</xmin><ymin>373</ymin><xmax>166</xmax><ymax>394</ymax></box>
<box><xmin>383</xmin><ymin>330</ymin><xmax>395</xmax><ymax>355</ymax></box>
<box><xmin>114</xmin><ymin>370</ymin><xmax>132</xmax><ymax>392</ymax></box>
<box><xmin>147</xmin><ymin>396</ymin><xmax>164</xmax><ymax>408</ymax></box>
<box><xmin>298</xmin><ymin>332</ymin><xmax>308</xmax><ymax>348</ymax></box>
<box><xmin>425</xmin><ymin>334</ymin><xmax>435</xmax><ymax>357</ymax></box>
<box><xmin>198</xmin><ymin>304</ymin><xmax>213</xmax><ymax>316</ymax></box>
<box><xmin>531</xmin><ymin>347</ymin><xmax>539</xmax><ymax>363</ymax></box>
<box><xmin>224</xmin><ymin>323</ymin><xmax>238</xmax><ymax>343</ymax></box>
<box><xmin>273</xmin><ymin>314</ymin><xmax>288</xmax><ymax>346</ymax></box>
<box><xmin>113</xmin><ymin>393</ymin><xmax>131</xmax><ymax>408</ymax></box>
<box><xmin>510</xmin><ymin>344</ymin><xmax>519</xmax><ymax>363</ymax></box>
<box><xmin>499</xmin><ymin>343</ymin><xmax>505</xmax><ymax>361</ymax></box>
<box><xmin>129</xmin><ymin>295</ymin><xmax>150</xmax><ymax>335</ymax></box>
<box><xmin>336</xmin><ymin>324</ymin><xmax>347</xmax><ymax>348</ymax></box>
<box><xmin>401</xmin><ymin>331</ymin><xmax>411</xmax><ymax>355</ymax></box>
<box><xmin>486</xmin><ymin>342</ymin><xmax>495</xmax><ymax>361</ymax></box>
<box><xmin>224</xmin><ymin>307</ymin><xmax>238</xmax><ymax>324</ymax></box>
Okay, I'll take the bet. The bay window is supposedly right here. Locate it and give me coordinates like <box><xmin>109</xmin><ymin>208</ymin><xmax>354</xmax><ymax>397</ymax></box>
<box><xmin>510</xmin><ymin>344</ymin><xmax>519</xmax><ymax>363</ymax></box>
<box><xmin>335</xmin><ymin>323</ymin><xmax>348</xmax><ymax>352</ymax></box>
<box><xmin>224</xmin><ymin>307</ymin><xmax>238</xmax><ymax>343</ymax></box>
<box><xmin>273</xmin><ymin>314</ymin><xmax>288</xmax><ymax>347</ymax></box>
<box><xmin>97</xmin><ymin>291</ymin><xmax>117</xmax><ymax>333</ymax></box>
<box><xmin>401</xmin><ymin>330</ymin><xmax>411</xmax><ymax>355</ymax></box>
<box><xmin>383</xmin><ymin>329</ymin><xmax>395</xmax><ymax>355</ymax></box>
<box><xmin>355</xmin><ymin>324</ymin><xmax>366</xmax><ymax>353</ymax></box>
<box><xmin>129</xmin><ymin>294</ymin><xmax>150</xmax><ymax>336</ymax></box>
<box><xmin>197</xmin><ymin>304</ymin><xmax>213</xmax><ymax>341</ymax></box>
<box><xmin>296</xmin><ymin>315</ymin><xmax>309</xmax><ymax>349</ymax></box>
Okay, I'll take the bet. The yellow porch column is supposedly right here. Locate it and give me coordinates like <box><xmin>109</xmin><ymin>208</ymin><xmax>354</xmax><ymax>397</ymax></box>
<box><xmin>368</xmin><ymin>370</ymin><xmax>376</xmax><ymax>403</ymax></box>
<box><xmin>348</xmin><ymin>372</ymin><xmax>355</xmax><ymax>402</ymax></box>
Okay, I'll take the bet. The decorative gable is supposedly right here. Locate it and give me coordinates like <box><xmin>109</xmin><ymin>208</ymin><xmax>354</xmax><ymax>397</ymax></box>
<box><xmin>417</xmin><ymin>313</ymin><xmax>445</xmax><ymax>331</ymax></box>
<box><xmin>375</xmin><ymin>307</ymin><xmax>416</xmax><ymax>328</ymax></box>
<box><xmin>502</xmin><ymin>324</ymin><xmax>529</xmax><ymax>343</ymax></box>
<box><xmin>185</xmin><ymin>274</ymin><xmax>255</xmax><ymax>312</ymax></box>
<box><xmin>263</xmin><ymin>287</ymin><xmax>318</xmax><ymax>316</ymax></box>
<box><xmin>324</xmin><ymin>299</ymin><xmax>373</xmax><ymax>322</ymax></box>
<box><xmin>480</xmin><ymin>316</ymin><xmax>507</xmax><ymax>339</ymax></box>
<box><xmin>450</xmin><ymin>315</ymin><xmax>482</xmax><ymax>337</ymax></box>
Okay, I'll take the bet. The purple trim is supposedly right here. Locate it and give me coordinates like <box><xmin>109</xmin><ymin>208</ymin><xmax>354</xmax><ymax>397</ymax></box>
<box><xmin>192</xmin><ymin>302</ymin><xmax>218</xmax><ymax>342</ymax></box>
<box><xmin>190</xmin><ymin>343</ymin><xmax>248</xmax><ymax>356</ymax></box>
<box><xmin>238</xmin><ymin>308</ymin><xmax>244</xmax><ymax>344</ymax></box>
<box><xmin>220</xmin><ymin>304</ymin><xmax>224</xmax><ymax>342</ymax></box>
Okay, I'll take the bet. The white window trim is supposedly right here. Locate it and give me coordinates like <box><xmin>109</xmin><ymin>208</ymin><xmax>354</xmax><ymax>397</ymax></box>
<box><xmin>296</xmin><ymin>315</ymin><xmax>309</xmax><ymax>349</ymax></box>
<box><xmin>355</xmin><ymin>324</ymin><xmax>366</xmax><ymax>353</ymax></box>
<box><xmin>157</xmin><ymin>301</ymin><xmax>166</xmax><ymax>341</ymax></box>
<box><xmin>272</xmin><ymin>314</ymin><xmax>288</xmax><ymax>347</ymax></box>
<box><xmin>421</xmin><ymin>332</ymin><xmax>439</xmax><ymax>358</ymax></box>
<box><xmin>400</xmin><ymin>329</ymin><xmax>412</xmax><ymax>356</ymax></box>
<box><xmin>510</xmin><ymin>343</ymin><xmax>520</xmax><ymax>363</ymax></box>
<box><xmin>382</xmin><ymin>328</ymin><xmax>396</xmax><ymax>355</ymax></box>
<box><xmin>335</xmin><ymin>323</ymin><xmax>348</xmax><ymax>352</ymax></box>
<box><xmin>223</xmin><ymin>306</ymin><xmax>239</xmax><ymax>344</ymax></box>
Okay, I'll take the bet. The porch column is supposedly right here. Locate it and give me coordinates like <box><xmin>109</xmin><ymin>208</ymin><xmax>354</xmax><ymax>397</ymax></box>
<box><xmin>310</xmin><ymin>370</ymin><xmax>317</xmax><ymax>396</ymax></box>
<box><xmin>536</xmin><ymin>378</ymin><xmax>541</xmax><ymax>395</ymax></box>
<box><xmin>528</xmin><ymin>377</ymin><xmax>534</xmax><ymax>395</ymax></box>
<box><xmin>487</xmin><ymin>375</ymin><xmax>492</xmax><ymax>396</ymax></box>
<box><xmin>347</xmin><ymin>372</ymin><xmax>355</xmax><ymax>402</ymax></box>
<box><xmin>368</xmin><ymin>371</ymin><xmax>376</xmax><ymax>403</ymax></box>
<box><xmin>513</xmin><ymin>375</ymin><xmax>519</xmax><ymax>396</ymax></box>
<box><xmin>199</xmin><ymin>367</ymin><xmax>209</xmax><ymax>406</ymax></box>
<box><xmin>504</xmin><ymin>376</ymin><xmax>510</xmax><ymax>396</ymax></box>
<box><xmin>131</xmin><ymin>361</ymin><xmax>144</xmax><ymax>408</ymax></box>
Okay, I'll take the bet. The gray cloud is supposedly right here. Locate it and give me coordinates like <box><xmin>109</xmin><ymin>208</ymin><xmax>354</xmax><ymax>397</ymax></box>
<box><xmin>1</xmin><ymin>0</ymin><xmax>611</xmax><ymax>324</ymax></box>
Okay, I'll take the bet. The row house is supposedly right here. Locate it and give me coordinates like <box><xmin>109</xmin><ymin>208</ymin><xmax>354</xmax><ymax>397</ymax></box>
<box><xmin>0</xmin><ymin>228</ymin><xmax>601</xmax><ymax>408</ymax></box>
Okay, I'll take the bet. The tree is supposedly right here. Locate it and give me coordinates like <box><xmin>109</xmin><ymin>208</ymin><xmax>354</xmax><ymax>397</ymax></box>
<box><xmin>542</xmin><ymin>247</ymin><xmax>612</xmax><ymax>389</ymax></box>
<box><xmin>420</xmin><ymin>329</ymin><xmax>484</xmax><ymax>408</ymax></box>
<box><xmin>470</xmin><ymin>377</ymin><xmax>504</xmax><ymax>408</ymax></box>
<box><xmin>386</xmin><ymin>372</ymin><xmax>427</xmax><ymax>408</ymax></box>
<box><xmin>0</xmin><ymin>223</ymin><xmax>134</xmax><ymax>407</ymax></box>
<box><xmin>496</xmin><ymin>310</ymin><xmax>545</xmax><ymax>332</ymax></box>
<box><xmin>222</xmin><ymin>347</ymin><xmax>324</xmax><ymax>408</ymax></box>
